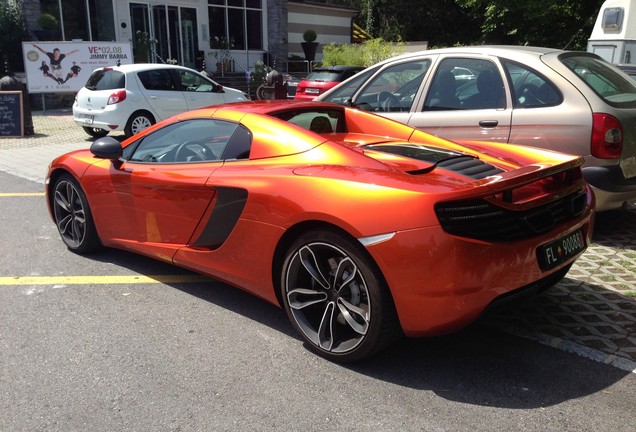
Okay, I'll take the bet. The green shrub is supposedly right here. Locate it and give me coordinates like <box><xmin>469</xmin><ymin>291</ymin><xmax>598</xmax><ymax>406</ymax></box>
<box><xmin>322</xmin><ymin>38</ymin><xmax>403</xmax><ymax>67</ymax></box>
<box><xmin>303</xmin><ymin>29</ymin><xmax>317</xmax><ymax>43</ymax></box>
<box><xmin>37</xmin><ymin>13</ymin><xmax>59</xmax><ymax>30</ymax></box>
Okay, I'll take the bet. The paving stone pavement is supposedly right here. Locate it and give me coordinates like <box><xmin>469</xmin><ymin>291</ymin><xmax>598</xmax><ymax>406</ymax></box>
<box><xmin>481</xmin><ymin>209</ymin><xmax>636</xmax><ymax>372</ymax></box>
<box><xmin>1</xmin><ymin>109</ymin><xmax>635</xmax><ymax>372</ymax></box>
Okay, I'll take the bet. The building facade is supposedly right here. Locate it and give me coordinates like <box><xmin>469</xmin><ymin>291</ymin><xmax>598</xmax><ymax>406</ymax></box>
<box><xmin>21</xmin><ymin>0</ymin><xmax>357</xmax><ymax>73</ymax></box>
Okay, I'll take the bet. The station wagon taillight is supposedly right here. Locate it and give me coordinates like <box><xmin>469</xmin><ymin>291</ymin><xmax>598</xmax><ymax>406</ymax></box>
<box><xmin>591</xmin><ymin>113</ymin><xmax>622</xmax><ymax>159</ymax></box>
<box><xmin>107</xmin><ymin>89</ymin><xmax>126</xmax><ymax>105</ymax></box>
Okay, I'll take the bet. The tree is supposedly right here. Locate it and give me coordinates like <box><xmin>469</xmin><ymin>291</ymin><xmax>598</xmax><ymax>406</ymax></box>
<box><xmin>331</xmin><ymin>0</ymin><xmax>480</xmax><ymax>45</ymax></box>
<box><xmin>332</xmin><ymin>0</ymin><xmax>604</xmax><ymax>50</ymax></box>
<box><xmin>0</xmin><ymin>0</ymin><xmax>28</xmax><ymax>73</ymax></box>
<box><xmin>455</xmin><ymin>0</ymin><xmax>604</xmax><ymax>50</ymax></box>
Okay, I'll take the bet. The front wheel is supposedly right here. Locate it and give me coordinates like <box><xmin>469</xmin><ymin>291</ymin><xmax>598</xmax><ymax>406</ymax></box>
<box><xmin>280</xmin><ymin>230</ymin><xmax>400</xmax><ymax>362</ymax></box>
<box><xmin>52</xmin><ymin>174</ymin><xmax>101</xmax><ymax>254</ymax></box>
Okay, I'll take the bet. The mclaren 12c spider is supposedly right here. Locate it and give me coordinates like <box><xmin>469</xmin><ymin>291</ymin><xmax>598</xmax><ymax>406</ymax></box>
<box><xmin>46</xmin><ymin>100</ymin><xmax>595</xmax><ymax>362</ymax></box>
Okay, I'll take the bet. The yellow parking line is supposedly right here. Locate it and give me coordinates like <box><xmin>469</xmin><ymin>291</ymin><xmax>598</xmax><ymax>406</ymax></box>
<box><xmin>0</xmin><ymin>193</ymin><xmax>45</xmax><ymax>197</ymax></box>
<box><xmin>0</xmin><ymin>275</ymin><xmax>211</xmax><ymax>285</ymax></box>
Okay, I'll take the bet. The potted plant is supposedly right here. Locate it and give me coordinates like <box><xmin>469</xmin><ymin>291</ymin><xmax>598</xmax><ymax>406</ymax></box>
<box><xmin>210</xmin><ymin>36</ymin><xmax>234</xmax><ymax>75</ymax></box>
<box><xmin>301</xmin><ymin>29</ymin><xmax>318</xmax><ymax>62</ymax></box>
<box><xmin>34</xmin><ymin>13</ymin><xmax>61</xmax><ymax>41</ymax></box>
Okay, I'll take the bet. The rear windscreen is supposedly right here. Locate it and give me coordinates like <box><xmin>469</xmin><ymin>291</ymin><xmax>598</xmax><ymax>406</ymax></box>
<box><xmin>561</xmin><ymin>54</ymin><xmax>636</xmax><ymax>107</ymax></box>
<box><xmin>84</xmin><ymin>69</ymin><xmax>125</xmax><ymax>91</ymax></box>
<box><xmin>306</xmin><ymin>71</ymin><xmax>341</xmax><ymax>82</ymax></box>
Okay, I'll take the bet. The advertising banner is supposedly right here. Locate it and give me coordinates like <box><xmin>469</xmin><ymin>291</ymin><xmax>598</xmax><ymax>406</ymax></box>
<box><xmin>22</xmin><ymin>41</ymin><xmax>133</xmax><ymax>93</ymax></box>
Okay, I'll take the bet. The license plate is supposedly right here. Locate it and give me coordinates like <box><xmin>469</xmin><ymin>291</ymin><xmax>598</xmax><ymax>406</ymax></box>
<box><xmin>306</xmin><ymin>88</ymin><xmax>320</xmax><ymax>94</ymax></box>
<box><xmin>82</xmin><ymin>115</ymin><xmax>94</xmax><ymax>125</ymax></box>
<box><xmin>537</xmin><ymin>228</ymin><xmax>586</xmax><ymax>271</ymax></box>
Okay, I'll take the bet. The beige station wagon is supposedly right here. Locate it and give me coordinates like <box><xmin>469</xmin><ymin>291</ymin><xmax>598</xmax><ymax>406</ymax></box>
<box><xmin>319</xmin><ymin>46</ymin><xmax>636</xmax><ymax>211</ymax></box>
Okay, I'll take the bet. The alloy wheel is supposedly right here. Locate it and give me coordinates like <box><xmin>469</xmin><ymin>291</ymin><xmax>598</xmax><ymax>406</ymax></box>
<box><xmin>53</xmin><ymin>178</ymin><xmax>88</xmax><ymax>249</ymax></box>
<box><xmin>284</xmin><ymin>241</ymin><xmax>371</xmax><ymax>354</ymax></box>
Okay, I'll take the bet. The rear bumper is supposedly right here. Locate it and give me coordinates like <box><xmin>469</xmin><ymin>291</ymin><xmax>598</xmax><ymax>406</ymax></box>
<box><xmin>364</xmin><ymin>190</ymin><xmax>595</xmax><ymax>337</ymax></box>
<box><xmin>72</xmin><ymin>104</ymin><xmax>126</xmax><ymax>132</ymax></box>
<box><xmin>583</xmin><ymin>166</ymin><xmax>636</xmax><ymax>211</ymax></box>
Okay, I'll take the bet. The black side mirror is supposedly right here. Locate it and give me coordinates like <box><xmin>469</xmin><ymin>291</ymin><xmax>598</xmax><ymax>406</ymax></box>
<box><xmin>90</xmin><ymin>136</ymin><xmax>123</xmax><ymax>160</ymax></box>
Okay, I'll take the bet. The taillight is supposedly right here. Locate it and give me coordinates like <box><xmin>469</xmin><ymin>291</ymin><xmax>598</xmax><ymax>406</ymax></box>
<box><xmin>591</xmin><ymin>113</ymin><xmax>622</xmax><ymax>159</ymax></box>
<box><xmin>107</xmin><ymin>89</ymin><xmax>126</xmax><ymax>105</ymax></box>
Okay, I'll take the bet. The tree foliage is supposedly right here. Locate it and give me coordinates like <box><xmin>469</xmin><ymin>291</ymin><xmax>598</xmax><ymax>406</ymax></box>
<box><xmin>332</xmin><ymin>0</ymin><xmax>479</xmax><ymax>45</ymax></box>
<box><xmin>333</xmin><ymin>0</ymin><xmax>605</xmax><ymax>50</ymax></box>
<box><xmin>0</xmin><ymin>0</ymin><xmax>28</xmax><ymax>73</ymax></box>
<box><xmin>456</xmin><ymin>0</ymin><xmax>604</xmax><ymax>50</ymax></box>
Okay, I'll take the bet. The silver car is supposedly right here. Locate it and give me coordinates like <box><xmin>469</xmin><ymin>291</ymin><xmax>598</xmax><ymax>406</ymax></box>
<box><xmin>319</xmin><ymin>46</ymin><xmax>636</xmax><ymax>211</ymax></box>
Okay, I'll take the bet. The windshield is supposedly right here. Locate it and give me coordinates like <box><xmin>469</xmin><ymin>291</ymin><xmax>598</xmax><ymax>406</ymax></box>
<box><xmin>560</xmin><ymin>54</ymin><xmax>636</xmax><ymax>107</ymax></box>
<box><xmin>320</xmin><ymin>66</ymin><xmax>379</xmax><ymax>104</ymax></box>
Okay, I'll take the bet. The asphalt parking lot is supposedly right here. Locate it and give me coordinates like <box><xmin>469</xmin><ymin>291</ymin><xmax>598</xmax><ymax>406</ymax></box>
<box><xmin>1</xmin><ymin>108</ymin><xmax>635</xmax><ymax>374</ymax></box>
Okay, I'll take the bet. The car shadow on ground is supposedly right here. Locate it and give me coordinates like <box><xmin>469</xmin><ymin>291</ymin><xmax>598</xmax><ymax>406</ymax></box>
<box><xmin>348</xmin><ymin>324</ymin><xmax>630</xmax><ymax>409</ymax></box>
<box><xmin>85</xmin><ymin>245</ymin><xmax>632</xmax><ymax>410</ymax></box>
<box><xmin>592</xmin><ymin>207</ymin><xmax>636</xmax><ymax>251</ymax></box>
<box><xmin>66</xmin><ymin>204</ymin><xmax>635</xmax><ymax>411</ymax></box>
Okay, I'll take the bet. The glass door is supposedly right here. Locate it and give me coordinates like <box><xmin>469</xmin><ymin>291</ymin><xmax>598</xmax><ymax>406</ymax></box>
<box><xmin>130</xmin><ymin>3</ymin><xmax>198</xmax><ymax>68</ymax></box>
<box><xmin>152</xmin><ymin>5</ymin><xmax>169</xmax><ymax>63</ymax></box>
<box><xmin>180</xmin><ymin>8</ymin><xmax>198</xmax><ymax>69</ymax></box>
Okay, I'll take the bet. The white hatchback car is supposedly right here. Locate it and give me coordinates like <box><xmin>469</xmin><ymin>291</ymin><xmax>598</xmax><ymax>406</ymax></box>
<box><xmin>73</xmin><ymin>64</ymin><xmax>248</xmax><ymax>138</ymax></box>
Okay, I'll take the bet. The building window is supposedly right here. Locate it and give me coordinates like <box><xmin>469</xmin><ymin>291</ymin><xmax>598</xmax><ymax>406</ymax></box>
<box><xmin>40</xmin><ymin>0</ymin><xmax>115</xmax><ymax>41</ymax></box>
<box><xmin>208</xmin><ymin>0</ymin><xmax>263</xmax><ymax>50</ymax></box>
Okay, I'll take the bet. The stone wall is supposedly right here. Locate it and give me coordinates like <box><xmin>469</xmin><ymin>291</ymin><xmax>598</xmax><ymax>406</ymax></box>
<box><xmin>267</xmin><ymin>0</ymin><xmax>288</xmax><ymax>70</ymax></box>
<box><xmin>21</xmin><ymin>0</ymin><xmax>43</xmax><ymax>40</ymax></box>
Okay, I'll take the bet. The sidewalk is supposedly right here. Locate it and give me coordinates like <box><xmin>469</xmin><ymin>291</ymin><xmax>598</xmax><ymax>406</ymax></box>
<box><xmin>1</xmin><ymin>109</ymin><xmax>635</xmax><ymax>372</ymax></box>
<box><xmin>0</xmin><ymin>108</ymin><xmax>124</xmax><ymax>182</ymax></box>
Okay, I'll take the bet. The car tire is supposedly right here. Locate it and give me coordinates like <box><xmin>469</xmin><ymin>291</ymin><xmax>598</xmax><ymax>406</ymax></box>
<box><xmin>124</xmin><ymin>111</ymin><xmax>154</xmax><ymax>137</ymax></box>
<box><xmin>82</xmin><ymin>127</ymin><xmax>109</xmax><ymax>138</ymax></box>
<box><xmin>280</xmin><ymin>229</ymin><xmax>401</xmax><ymax>362</ymax></box>
<box><xmin>52</xmin><ymin>173</ymin><xmax>101</xmax><ymax>254</ymax></box>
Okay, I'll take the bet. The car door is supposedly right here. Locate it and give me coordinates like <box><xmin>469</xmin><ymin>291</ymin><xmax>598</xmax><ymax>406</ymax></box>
<box><xmin>135</xmin><ymin>68</ymin><xmax>188</xmax><ymax>120</ymax></box>
<box><xmin>174</xmin><ymin>68</ymin><xmax>226</xmax><ymax>110</ymax></box>
<box><xmin>411</xmin><ymin>56</ymin><xmax>512</xmax><ymax>143</ymax></box>
<box><xmin>499</xmin><ymin>59</ymin><xmax>592</xmax><ymax>154</ymax></box>
<box><xmin>90</xmin><ymin>118</ymin><xmax>241</xmax><ymax>261</ymax></box>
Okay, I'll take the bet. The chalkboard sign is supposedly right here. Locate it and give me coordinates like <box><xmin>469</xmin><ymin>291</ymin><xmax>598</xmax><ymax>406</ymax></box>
<box><xmin>0</xmin><ymin>91</ymin><xmax>24</xmax><ymax>138</ymax></box>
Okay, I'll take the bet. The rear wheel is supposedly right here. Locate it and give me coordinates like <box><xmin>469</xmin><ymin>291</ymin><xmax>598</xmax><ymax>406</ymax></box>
<box><xmin>124</xmin><ymin>111</ymin><xmax>154</xmax><ymax>137</ymax></box>
<box><xmin>82</xmin><ymin>127</ymin><xmax>108</xmax><ymax>138</ymax></box>
<box><xmin>280</xmin><ymin>229</ymin><xmax>400</xmax><ymax>362</ymax></box>
<box><xmin>52</xmin><ymin>174</ymin><xmax>101</xmax><ymax>254</ymax></box>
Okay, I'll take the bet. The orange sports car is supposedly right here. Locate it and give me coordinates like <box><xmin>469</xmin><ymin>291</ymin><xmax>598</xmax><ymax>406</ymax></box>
<box><xmin>46</xmin><ymin>100</ymin><xmax>594</xmax><ymax>362</ymax></box>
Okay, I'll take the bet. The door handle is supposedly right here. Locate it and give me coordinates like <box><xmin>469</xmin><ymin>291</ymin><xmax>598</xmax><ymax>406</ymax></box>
<box><xmin>479</xmin><ymin>120</ymin><xmax>498</xmax><ymax>128</ymax></box>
